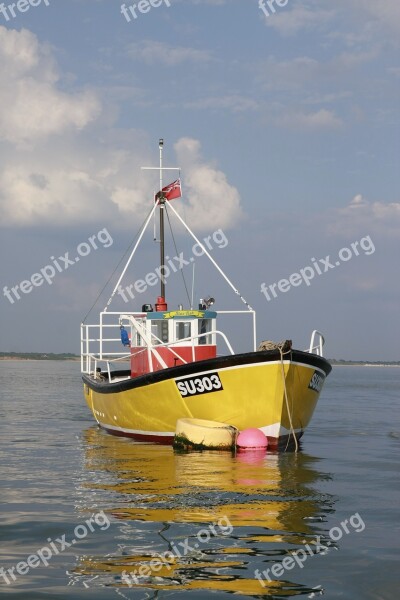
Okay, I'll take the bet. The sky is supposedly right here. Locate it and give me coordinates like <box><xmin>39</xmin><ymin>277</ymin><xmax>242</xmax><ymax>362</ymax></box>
<box><xmin>0</xmin><ymin>0</ymin><xmax>399</xmax><ymax>360</ymax></box>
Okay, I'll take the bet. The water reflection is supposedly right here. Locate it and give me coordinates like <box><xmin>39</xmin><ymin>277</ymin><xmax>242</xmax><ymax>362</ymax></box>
<box><xmin>71</xmin><ymin>427</ymin><xmax>334</xmax><ymax>597</ymax></box>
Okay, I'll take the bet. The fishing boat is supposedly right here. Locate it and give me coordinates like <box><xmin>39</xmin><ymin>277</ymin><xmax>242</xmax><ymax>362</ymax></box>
<box><xmin>81</xmin><ymin>140</ymin><xmax>332</xmax><ymax>449</ymax></box>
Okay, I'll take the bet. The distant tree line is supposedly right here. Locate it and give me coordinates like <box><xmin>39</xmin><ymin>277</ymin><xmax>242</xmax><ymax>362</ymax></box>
<box><xmin>0</xmin><ymin>352</ymin><xmax>79</xmax><ymax>360</ymax></box>
<box><xmin>0</xmin><ymin>353</ymin><xmax>398</xmax><ymax>364</ymax></box>
<box><xmin>329</xmin><ymin>359</ymin><xmax>400</xmax><ymax>366</ymax></box>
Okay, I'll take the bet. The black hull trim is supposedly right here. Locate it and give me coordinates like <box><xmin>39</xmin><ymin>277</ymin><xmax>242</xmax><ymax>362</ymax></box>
<box><xmin>83</xmin><ymin>349</ymin><xmax>332</xmax><ymax>395</ymax></box>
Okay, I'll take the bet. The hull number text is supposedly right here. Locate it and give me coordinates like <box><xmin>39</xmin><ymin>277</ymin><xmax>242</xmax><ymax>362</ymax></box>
<box><xmin>176</xmin><ymin>373</ymin><xmax>223</xmax><ymax>397</ymax></box>
<box><xmin>308</xmin><ymin>371</ymin><xmax>325</xmax><ymax>393</ymax></box>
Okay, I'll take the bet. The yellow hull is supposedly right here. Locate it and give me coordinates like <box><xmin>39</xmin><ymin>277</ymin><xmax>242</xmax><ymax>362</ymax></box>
<box><xmin>83</xmin><ymin>351</ymin><xmax>331</xmax><ymax>446</ymax></box>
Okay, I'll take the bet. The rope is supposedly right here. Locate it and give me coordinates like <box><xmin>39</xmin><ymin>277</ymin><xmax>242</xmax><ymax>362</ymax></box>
<box><xmin>279</xmin><ymin>347</ymin><xmax>299</xmax><ymax>453</ymax></box>
<box><xmin>257</xmin><ymin>340</ymin><xmax>292</xmax><ymax>352</ymax></box>
<box><xmin>164</xmin><ymin>204</ymin><xmax>191</xmax><ymax>307</ymax></box>
<box><xmin>81</xmin><ymin>208</ymin><xmax>154</xmax><ymax>323</ymax></box>
<box><xmin>258</xmin><ymin>340</ymin><xmax>298</xmax><ymax>452</ymax></box>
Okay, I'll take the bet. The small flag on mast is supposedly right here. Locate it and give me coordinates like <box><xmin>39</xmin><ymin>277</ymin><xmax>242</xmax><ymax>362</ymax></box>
<box><xmin>155</xmin><ymin>178</ymin><xmax>182</xmax><ymax>202</ymax></box>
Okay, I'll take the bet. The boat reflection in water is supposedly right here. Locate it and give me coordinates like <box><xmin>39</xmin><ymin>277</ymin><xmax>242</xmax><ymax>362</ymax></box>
<box><xmin>71</xmin><ymin>427</ymin><xmax>334</xmax><ymax>597</ymax></box>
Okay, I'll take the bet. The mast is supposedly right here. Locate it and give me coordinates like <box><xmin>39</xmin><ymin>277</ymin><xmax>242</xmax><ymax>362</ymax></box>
<box><xmin>159</xmin><ymin>138</ymin><xmax>165</xmax><ymax>299</ymax></box>
<box><xmin>141</xmin><ymin>141</ymin><xmax>180</xmax><ymax>305</ymax></box>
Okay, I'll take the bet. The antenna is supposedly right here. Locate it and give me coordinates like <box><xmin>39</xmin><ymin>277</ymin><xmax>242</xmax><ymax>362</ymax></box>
<box><xmin>190</xmin><ymin>261</ymin><xmax>195</xmax><ymax>310</ymax></box>
<box><xmin>141</xmin><ymin>140</ymin><xmax>180</xmax><ymax>301</ymax></box>
<box><xmin>159</xmin><ymin>139</ymin><xmax>165</xmax><ymax>299</ymax></box>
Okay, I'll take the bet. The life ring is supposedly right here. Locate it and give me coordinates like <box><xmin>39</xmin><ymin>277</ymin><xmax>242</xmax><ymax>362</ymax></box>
<box><xmin>174</xmin><ymin>417</ymin><xmax>238</xmax><ymax>450</ymax></box>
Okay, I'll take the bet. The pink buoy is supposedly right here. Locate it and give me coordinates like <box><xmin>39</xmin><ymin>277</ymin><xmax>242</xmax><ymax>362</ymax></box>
<box><xmin>236</xmin><ymin>428</ymin><xmax>268</xmax><ymax>449</ymax></box>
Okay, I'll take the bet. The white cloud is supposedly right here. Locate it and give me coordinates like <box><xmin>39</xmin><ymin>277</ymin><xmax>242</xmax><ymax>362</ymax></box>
<box><xmin>258</xmin><ymin>56</ymin><xmax>320</xmax><ymax>92</ymax></box>
<box><xmin>353</xmin><ymin>0</ymin><xmax>400</xmax><ymax>34</ymax></box>
<box><xmin>184</xmin><ymin>95</ymin><xmax>258</xmax><ymax>112</ymax></box>
<box><xmin>174</xmin><ymin>138</ymin><xmax>244</xmax><ymax>231</ymax></box>
<box><xmin>0</xmin><ymin>45</ymin><xmax>243</xmax><ymax>236</ymax></box>
<box><xmin>0</xmin><ymin>164</ymin><xmax>104</xmax><ymax>226</ymax></box>
<box><xmin>263</xmin><ymin>4</ymin><xmax>336</xmax><ymax>36</ymax></box>
<box><xmin>278</xmin><ymin>109</ymin><xmax>343</xmax><ymax>130</ymax></box>
<box><xmin>264</xmin><ymin>0</ymin><xmax>400</xmax><ymax>37</ymax></box>
<box><xmin>110</xmin><ymin>182</ymin><xmax>153</xmax><ymax>219</ymax></box>
<box><xmin>328</xmin><ymin>194</ymin><xmax>400</xmax><ymax>236</ymax></box>
<box><xmin>126</xmin><ymin>41</ymin><xmax>211</xmax><ymax>66</ymax></box>
<box><xmin>256</xmin><ymin>48</ymin><xmax>382</xmax><ymax>127</ymax></box>
<box><xmin>258</xmin><ymin>51</ymin><xmax>378</xmax><ymax>93</ymax></box>
<box><xmin>0</xmin><ymin>137</ymin><xmax>155</xmax><ymax>228</ymax></box>
<box><xmin>0</xmin><ymin>26</ymin><xmax>100</xmax><ymax>146</ymax></box>
<box><xmin>108</xmin><ymin>138</ymin><xmax>244</xmax><ymax>232</ymax></box>
<box><xmin>0</xmin><ymin>132</ymin><xmax>242</xmax><ymax>231</ymax></box>
<box><xmin>173</xmin><ymin>0</ymin><xmax>226</xmax><ymax>4</ymax></box>
<box><xmin>180</xmin><ymin>0</ymin><xmax>400</xmax><ymax>36</ymax></box>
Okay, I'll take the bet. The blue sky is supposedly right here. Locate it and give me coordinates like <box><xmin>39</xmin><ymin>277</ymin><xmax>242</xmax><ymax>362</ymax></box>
<box><xmin>0</xmin><ymin>0</ymin><xmax>399</xmax><ymax>360</ymax></box>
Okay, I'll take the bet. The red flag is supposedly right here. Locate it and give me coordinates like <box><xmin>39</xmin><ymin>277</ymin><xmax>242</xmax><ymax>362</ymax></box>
<box><xmin>155</xmin><ymin>178</ymin><xmax>181</xmax><ymax>202</ymax></box>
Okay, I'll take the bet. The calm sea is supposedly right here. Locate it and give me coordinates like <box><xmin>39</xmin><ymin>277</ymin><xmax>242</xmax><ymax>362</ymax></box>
<box><xmin>0</xmin><ymin>361</ymin><xmax>398</xmax><ymax>599</ymax></box>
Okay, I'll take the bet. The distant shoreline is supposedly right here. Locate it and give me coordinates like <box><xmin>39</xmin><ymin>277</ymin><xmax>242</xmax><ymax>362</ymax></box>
<box><xmin>0</xmin><ymin>353</ymin><xmax>79</xmax><ymax>361</ymax></box>
<box><xmin>332</xmin><ymin>363</ymin><xmax>400</xmax><ymax>368</ymax></box>
<box><xmin>0</xmin><ymin>353</ymin><xmax>398</xmax><ymax>366</ymax></box>
<box><xmin>0</xmin><ymin>357</ymin><xmax>80</xmax><ymax>361</ymax></box>
<box><xmin>329</xmin><ymin>360</ymin><xmax>400</xmax><ymax>367</ymax></box>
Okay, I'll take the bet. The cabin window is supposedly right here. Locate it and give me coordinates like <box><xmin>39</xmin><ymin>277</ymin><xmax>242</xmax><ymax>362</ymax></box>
<box><xmin>198</xmin><ymin>319</ymin><xmax>212</xmax><ymax>344</ymax></box>
<box><xmin>151</xmin><ymin>320</ymin><xmax>169</xmax><ymax>345</ymax></box>
<box><xmin>175</xmin><ymin>321</ymin><xmax>192</xmax><ymax>341</ymax></box>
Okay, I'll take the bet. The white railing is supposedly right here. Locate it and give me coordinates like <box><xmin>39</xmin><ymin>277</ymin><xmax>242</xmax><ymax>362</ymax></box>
<box><xmin>81</xmin><ymin>311</ymin><xmax>144</xmax><ymax>374</ymax></box>
<box><xmin>146</xmin><ymin>329</ymin><xmax>235</xmax><ymax>358</ymax></box>
<box><xmin>81</xmin><ymin>311</ymin><xmax>238</xmax><ymax>377</ymax></box>
<box><xmin>307</xmin><ymin>330</ymin><xmax>325</xmax><ymax>356</ymax></box>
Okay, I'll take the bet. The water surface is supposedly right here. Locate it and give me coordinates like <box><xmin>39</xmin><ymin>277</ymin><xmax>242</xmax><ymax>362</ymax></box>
<box><xmin>0</xmin><ymin>361</ymin><xmax>398</xmax><ymax>599</ymax></box>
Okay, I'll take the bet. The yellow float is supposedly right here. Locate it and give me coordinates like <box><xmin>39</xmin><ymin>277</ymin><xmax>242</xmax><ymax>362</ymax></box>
<box><xmin>174</xmin><ymin>418</ymin><xmax>238</xmax><ymax>450</ymax></box>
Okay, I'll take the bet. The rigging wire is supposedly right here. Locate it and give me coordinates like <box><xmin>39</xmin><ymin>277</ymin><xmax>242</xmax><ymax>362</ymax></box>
<box><xmin>164</xmin><ymin>204</ymin><xmax>192</xmax><ymax>307</ymax></box>
<box><xmin>81</xmin><ymin>207</ymin><xmax>155</xmax><ymax>324</ymax></box>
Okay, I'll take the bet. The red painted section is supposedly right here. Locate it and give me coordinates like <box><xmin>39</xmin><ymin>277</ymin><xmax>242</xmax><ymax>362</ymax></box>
<box><xmin>130</xmin><ymin>345</ymin><xmax>217</xmax><ymax>377</ymax></box>
<box><xmin>103</xmin><ymin>427</ymin><xmax>174</xmax><ymax>445</ymax></box>
<box><xmin>155</xmin><ymin>296</ymin><xmax>167</xmax><ymax>311</ymax></box>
